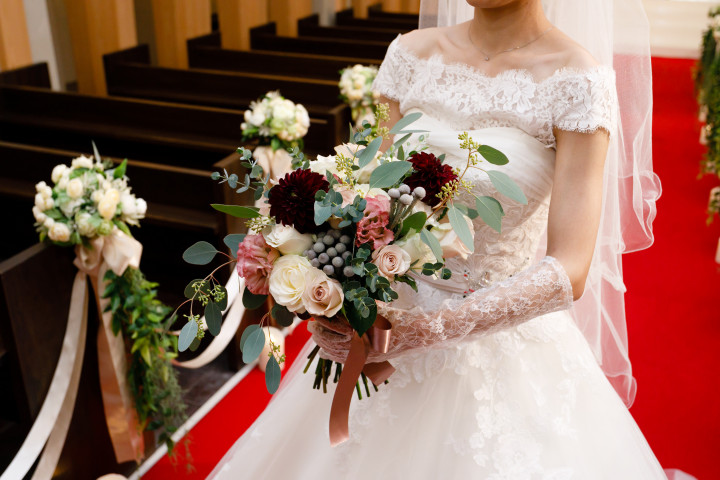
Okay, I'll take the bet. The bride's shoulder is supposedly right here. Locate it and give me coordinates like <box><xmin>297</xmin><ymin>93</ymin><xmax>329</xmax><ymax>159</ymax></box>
<box><xmin>394</xmin><ymin>27</ymin><xmax>452</xmax><ymax>59</ymax></box>
<box><xmin>545</xmin><ymin>29</ymin><xmax>602</xmax><ymax>71</ymax></box>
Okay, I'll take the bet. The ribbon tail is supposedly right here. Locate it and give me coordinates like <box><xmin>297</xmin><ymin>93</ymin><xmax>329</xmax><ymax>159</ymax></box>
<box><xmin>91</xmin><ymin>270</ymin><xmax>145</xmax><ymax>463</ymax></box>
<box><xmin>328</xmin><ymin>333</ymin><xmax>368</xmax><ymax>447</ymax></box>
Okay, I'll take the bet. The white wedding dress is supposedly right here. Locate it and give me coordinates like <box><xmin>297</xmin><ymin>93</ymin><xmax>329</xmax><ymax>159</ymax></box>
<box><xmin>210</xmin><ymin>37</ymin><xmax>671</xmax><ymax>479</ymax></box>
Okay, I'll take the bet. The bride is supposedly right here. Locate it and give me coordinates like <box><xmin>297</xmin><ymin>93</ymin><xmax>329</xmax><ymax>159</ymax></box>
<box><xmin>211</xmin><ymin>0</ymin><xmax>689</xmax><ymax>478</ymax></box>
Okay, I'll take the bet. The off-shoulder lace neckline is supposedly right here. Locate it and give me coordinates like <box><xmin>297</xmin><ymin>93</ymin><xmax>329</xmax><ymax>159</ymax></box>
<box><xmin>390</xmin><ymin>34</ymin><xmax>614</xmax><ymax>85</ymax></box>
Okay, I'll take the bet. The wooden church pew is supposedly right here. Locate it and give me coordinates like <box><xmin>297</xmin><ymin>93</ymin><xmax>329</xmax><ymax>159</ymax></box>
<box><xmin>0</xmin><ymin>64</ymin><xmax>244</xmax><ymax>170</ymax></box>
<box><xmin>187</xmin><ymin>32</ymin><xmax>382</xmax><ymax>81</ymax></box>
<box><xmin>103</xmin><ymin>45</ymin><xmax>347</xmax><ymax>153</ymax></box>
<box><xmin>336</xmin><ymin>7</ymin><xmax>417</xmax><ymax>30</ymax></box>
<box><xmin>297</xmin><ymin>14</ymin><xmax>402</xmax><ymax>42</ymax></box>
<box><xmin>368</xmin><ymin>4</ymin><xmax>419</xmax><ymax>21</ymax></box>
<box><xmin>251</xmin><ymin>23</ymin><xmax>390</xmax><ymax>60</ymax></box>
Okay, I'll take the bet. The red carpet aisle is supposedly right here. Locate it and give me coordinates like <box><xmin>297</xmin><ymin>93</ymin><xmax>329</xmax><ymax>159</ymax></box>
<box><xmin>624</xmin><ymin>57</ymin><xmax>720</xmax><ymax>480</ymax></box>
<box><xmin>143</xmin><ymin>58</ymin><xmax>719</xmax><ymax>479</ymax></box>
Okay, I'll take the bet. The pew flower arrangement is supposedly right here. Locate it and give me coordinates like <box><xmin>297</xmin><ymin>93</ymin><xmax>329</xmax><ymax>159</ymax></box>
<box><xmin>32</xmin><ymin>153</ymin><xmax>186</xmax><ymax>452</ymax></box>
<box><xmin>177</xmin><ymin>108</ymin><xmax>526</xmax><ymax>418</ymax></box>
<box><xmin>694</xmin><ymin>6</ymin><xmax>720</xmax><ymax>222</ymax></box>
<box><xmin>241</xmin><ymin>90</ymin><xmax>310</xmax><ymax>151</ymax></box>
<box><xmin>339</xmin><ymin>64</ymin><xmax>380</xmax><ymax>128</ymax></box>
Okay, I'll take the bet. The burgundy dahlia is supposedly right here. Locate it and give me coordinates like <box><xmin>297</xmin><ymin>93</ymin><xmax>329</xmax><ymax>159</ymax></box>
<box><xmin>268</xmin><ymin>169</ymin><xmax>329</xmax><ymax>233</ymax></box>
<box><xmin>405</xmin><ymin>152</ymin><xmax>458</xmax><ymax>207</ymax></box>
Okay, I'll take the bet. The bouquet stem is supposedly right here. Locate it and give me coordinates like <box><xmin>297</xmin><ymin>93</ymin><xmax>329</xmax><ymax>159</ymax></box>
<box><xmin>303</xmin><ymin>345</ymin><xmax>383</xmax><ymax>400</ymax></box>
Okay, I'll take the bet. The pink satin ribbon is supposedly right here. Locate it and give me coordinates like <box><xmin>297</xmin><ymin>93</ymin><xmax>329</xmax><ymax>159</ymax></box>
<box><xmin>75</xmin><ymin>229</ymin><xmax>145</xmax><ymax>463</ymax></box>
<box><xmin>329</xmin><ymin>316</ymin><xmax>395</xmax><ymax>447</ymax></box>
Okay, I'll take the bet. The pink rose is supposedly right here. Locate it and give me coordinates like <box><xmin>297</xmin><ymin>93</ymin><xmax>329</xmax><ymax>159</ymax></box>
<box><xmin>236</xmin><ymin>234</ymin><xmax>280</xmax><ymax>295</ymax></box>
<box><xmin>372</xmin><ymin>244</ymin><xmax>411</xmax><ymax>280</ymax></box>
<box><xmin>355</xmin><ymin>195</ymin><xmax>393</xmax><ymax>249</ymax></box>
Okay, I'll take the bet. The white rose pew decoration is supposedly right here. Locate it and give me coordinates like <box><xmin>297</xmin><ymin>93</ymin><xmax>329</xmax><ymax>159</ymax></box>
<box><xmin>339</xmin><ymin>64</ymin><xmax>380</xmax><ymax>128</ymax></box>
<box><xmin>241</xmin><ymin>90</ymin><xmax>310</xmax><ymax>183</ymax></box>
<box><xmin>8</xmin><ymin>147</ymin><xmax>187</xmax><ymax>480</ymax></box>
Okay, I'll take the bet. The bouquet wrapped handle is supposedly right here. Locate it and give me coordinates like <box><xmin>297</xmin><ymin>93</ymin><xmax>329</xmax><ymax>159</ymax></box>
<box><xmin>328</xmin><ymin>316</ymin><xmax>394</xmax><ymax>447</ymax></box>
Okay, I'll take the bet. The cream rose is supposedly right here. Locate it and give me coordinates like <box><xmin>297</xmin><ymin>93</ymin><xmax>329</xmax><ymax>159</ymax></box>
<box><xmin>268</xmin><ymin>255</ymin><xmax>312</xmax><ymax>313</ymax></box>
<box><xmin>431</xmin><ymin>218</ymin><xmax>473</xmax><ymax>260</ymax></box>
<box><xmin>71</xmin><ymin>155</ymin><xmax>93</xmax><ymax>169</ymax></box>
<box><xmin>98</xmin><ymin>188</ymin><xmax>120</xmax><ymax>220</ymax></box>
<box><xmin>48</xmin><ymin>222</ymin><xmax>71</xmax><ymax>242</ymax></box>
<box><xmin>302</xmin><ymin>269</ymin><xmax>343</xmax><ymax>317</ymax></box>
<box><xmin>75</xmin><ymin>212</ymin><xmax>96</xmax><ymax>236</ymax></box>
<box><xmin>263</xmin><ymin>224</ymin><xmax>313</xmax><ymax>255</ymax></box>
<box><xmin>372</xmin><ymin>244</ymin><xmax>411</xmax><ymax>280</ymax></box>
<box><xmin>308</xmin><ymin>155</ymin><xmax>339</xmax><ymax>178</ymax></box>
<box><xmin>66</xmin><ymin>178</ymin><xmax>84</xmax><ymax>199</ymax></box>
<box><xmin>395</xmin><ymin>230</ymin><xmax>435</xmax><ymax>266</ymax></box>
<box><xmin>51</xmin><ymin>165</ymin><xmax>67</xmax><ymax>184</ymax></box>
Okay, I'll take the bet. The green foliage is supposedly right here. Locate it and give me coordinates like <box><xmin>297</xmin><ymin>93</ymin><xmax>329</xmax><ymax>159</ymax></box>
<box><xmin>368</xmin><ymin>161</ymin><xmax>413</xmax><ymax>189</ymax></box>
<box><xmin>182</xmin><ymin>241</ymin><xmax>218</xmax><ymax>265</ymax></box>
<box><xmin>210</xmin><ymin>204</ymin><xmax>261</xmax><ymax>219</ymax></box>
<box><xmin>103</xmin><ymin>267</ymin><xmax>186</xmax><ymax>452</ymax></box>
<box><xmin>486</xmin><ymin>170</ymin><xmax>528</xmax><ymax>205</ymax></box>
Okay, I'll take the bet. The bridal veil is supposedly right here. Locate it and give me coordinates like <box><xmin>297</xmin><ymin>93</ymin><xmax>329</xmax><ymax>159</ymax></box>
<box><xmin>418</xmin><ymin>0</ymin><xmax>659</xmax><ymax>407</ymax></box>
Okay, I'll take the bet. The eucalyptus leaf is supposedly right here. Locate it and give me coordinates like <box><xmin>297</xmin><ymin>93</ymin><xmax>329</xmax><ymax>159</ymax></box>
<box><xmin>242</xmin><ymin>289</ymin><xmax>267</xmax><ymax>309</ymax></box>
<box><xmin>184</xmin><ymin>279</ymin><xmax>209</xmax><ymax>299</ymax></box>
<box><xmin>242</xmin><ymin>327</ymin><xmax>265</xmax><ymax>363</ymax></box>
<box><xmin>271</xmin><ymin>304</ymin><xmax>295</xmax><ymax>327</ymax></box>
<box><xmin>400</xmin><ymin>211</ymin><xmax>427</xmax><ymax>237</ymax></box>
<box><xmin>448</xmin><ymin>206</ymin><xmax>474</xmax><ymax>252</ymax></box>
<box><xmin>389</xmin><ymin>112</ymin><xmax>424</xmax><ymax>134</ymax></box>
<box><xmin>189</xmin><ymin>337</ymin><xmax>201</xmax><ymax>352</ymax></box>
<box><xmin>368</xmin><ymin>161</ymin><xmax>412</xmax><ymax>189</ymax></box>
<box><xmin>240</xmin><ymin>324</ymin><xmax>260</xmax><ymax>350</ymax></box>
<box><xmin>357</xmin><ymin>136</ymin><xmax>382</xmax><ymax>168</ymax></box>
<box><xmin>215</xmin><ymin>284</ymin><xmax>229</xmax><ymax>311</ymax></box>
<box><xmin>178</xmin><ymin>321</ymin><xmax>198</xmax><ymax>352</ymax></box>
<box><xmin>475</xmin><ymin>196</ymin><xmax>504</xmax><ymax>233</ymax></box>
<box><xmin>210</xmin><ymin>204</ymin><xmax>261</xmax><ymax>218</ymax></box>
<box><xmin>486</xmin><ymin>170</ymin><xmax>528</xmax><ymax>205</ymax></box>
<box><xmin>420</xmin><ymin>228</ymin><xmax>443</xmax><ymax>262</ymax></box>
<box><xmin>392</xmin><ymin>132</ymin><xmax>412</xmax><ymax>150</ymax></box>
<box><xmin>265</xmin><ymin>355</ymin><xmax>281</xmax><ymax>394</ymax></box>
<box><xmin>478</xmin><ymin>145</ymin><xmax>509</xmax><ymax>165</ymax></box>
<box><xmin>223</xmin><ymin>234</ymin><xmax>246</xmax><ymax>257</ymax></box>
<box><xmin>205</xmin><ymin>302</ymin><xmax>222</xmax><ymax>336</ymax></box>
<box><xmin>182</xmin><ymin>242</ymin><xmax>218</xmax><ymax>265</ymax></box>
<box><xmin>344</xmin><ymin>299</ymin><xmax>376</xmax><ymax>337</ymax></box>
<box><xmin>315</xmin><ymin>203</ymin><xmax>333</xmax><ymax>225</ymax></box>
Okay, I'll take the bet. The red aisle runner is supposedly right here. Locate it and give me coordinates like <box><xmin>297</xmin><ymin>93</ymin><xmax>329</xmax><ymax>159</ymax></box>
<box><xmin>144</xmin><ymin>57</ymin><xmax>719</xmax><ymax>480</ymax></box>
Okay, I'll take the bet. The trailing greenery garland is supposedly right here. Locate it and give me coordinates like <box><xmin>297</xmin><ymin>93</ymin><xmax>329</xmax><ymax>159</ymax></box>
<box><xmin>694</xmin><ymin>7</ymin><xmax>720</xmax><ymax>221</ymax></box>
<box><xmin>103</xmin><ymin>267</ymin><xmax>187</xmax><ymax>452</ymax></box>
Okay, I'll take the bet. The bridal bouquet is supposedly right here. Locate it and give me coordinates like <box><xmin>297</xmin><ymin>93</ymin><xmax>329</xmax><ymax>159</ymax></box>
<box><xmin>339</xmin><ymin>64</ymin><xmax>380</xmax><ymax>128</ymax></box>
<box><xmin>178</xmin><ymin>110</ymin><xmax>526</xmax><ymax>401</ymax></box>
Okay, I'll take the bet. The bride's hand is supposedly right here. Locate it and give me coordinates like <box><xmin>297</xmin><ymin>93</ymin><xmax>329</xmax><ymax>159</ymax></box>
<box><xmin>308</xmin><ymin>317</ymin><xmax>354</xmax><ymax>363</ymax></box>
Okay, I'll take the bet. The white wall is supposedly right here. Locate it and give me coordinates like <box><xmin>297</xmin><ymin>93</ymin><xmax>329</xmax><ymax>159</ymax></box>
<box><xmin>644</xmin><ymin>0</ymin><xmax>720</xmax><ymax>58</ymax></box>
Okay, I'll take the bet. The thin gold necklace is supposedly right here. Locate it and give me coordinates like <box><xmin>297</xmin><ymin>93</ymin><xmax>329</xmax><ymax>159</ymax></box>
<box><xmin>468</xmin><ymin>24</ymin><xmax>555</xmax><ymax>62</ymax></box>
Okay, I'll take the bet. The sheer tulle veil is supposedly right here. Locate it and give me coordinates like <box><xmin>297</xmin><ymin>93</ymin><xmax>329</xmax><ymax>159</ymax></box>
<box><xmin>418</xmin><ymin>0</ymin><xmax>659</xmax><ymax>407</ymax></box>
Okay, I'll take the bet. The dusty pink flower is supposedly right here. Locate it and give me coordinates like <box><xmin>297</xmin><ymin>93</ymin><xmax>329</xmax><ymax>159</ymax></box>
<box><xmin>236</xmin><ymin>234</ymin><xmax>280</xmax><ymax>295</ymax></box>
<box><xmin>355</xmin><ymin>195</ymin><xmax>393</xmax><ymax>249</ymax></box>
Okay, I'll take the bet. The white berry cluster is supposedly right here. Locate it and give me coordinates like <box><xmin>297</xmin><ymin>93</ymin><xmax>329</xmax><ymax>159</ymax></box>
<box><xmin>32</xmin><ymin>155</ymin><xmax>146</xmax><ymax>244</ymax></box>
<box><xmin>241</xmin><ymin>90</ymin><xmax>310</xmax><ymax>144</ymax></box>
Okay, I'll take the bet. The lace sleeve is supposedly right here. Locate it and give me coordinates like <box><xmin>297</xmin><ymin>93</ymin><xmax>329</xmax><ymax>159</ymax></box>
<box><xmin>372</xmin><ymin>35</ymin><xmax>414</xmax><ymax>103</ymax></box>
<box><xmin>311</xmin><ymin>257</ymin><xmax>574</xmax><ymax>363</ymax></box>
<box><xmin>551</xmin><ymin>66</ymin><xmax>619</xmax><ymax>135</ymax></box>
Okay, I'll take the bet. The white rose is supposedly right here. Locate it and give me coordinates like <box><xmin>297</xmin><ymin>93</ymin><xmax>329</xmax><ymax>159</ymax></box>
<box><xmin>301</xmin><ymin>269</ymin><xmax>343</xmax><ymax>317</ymax></box>
<box><xmin>48</xmin><ymin>222</ymin><xmax>71</xmax><ymax>242</ymax></box>
<box><xmin>32</xmin><ymin>206</ymin><xmax>47</xmax><ymax>223</ymax></box>
<box><xmin>57</xmin><ymin>175</ymin><xmax>69</xmax><ymax>190</ymax></box>
<box><xmin>372</xmin><ymin>244</ymin><xmax>411</xmax><ymax>280</ymax></box>
<box><xmin>295</xmin><ymin>105</ymin><xmax>310</xmax><ymax>129</ymax></box>
<box><xmin>71</xmin><ymin>155</ymin><xmax>93</xmax><ymax>169</ymax></box>
<box><xmin>308</xmin><ymin>155</ymin><xmax>339</xmax><ymax>178</ymax></box>
<box><xmin>51</xmin><ymin>165</ymin><xmax>68</xmax><ymax>184</ymax></box>
<box><xmin>135</xmin><ymin>198</ymin><xmax>147</xmax><ymax>217</ymax></box>
<box><xmin>75</xmin><ymin>212</ymin><xmax>96</xmax><ymax>236</ymax></box>
<box><xmin>35</xmin><ymin>181</ymin><xmax>48</xmax><ymax>193</ymax></box>
<box><xmin>43</xmin><ymin>217</ymin><xmax>55</xmax><ymax>229</ymax></box>
<box><xmin>66</xmin><ymin>178</ymin><xmax>84</xmax><ymax>199</ymax></box>
<box><xmin>59</xmin><ymin>197</ymin><xmax>82</xmax><ymax>217</ymax></box>
<box><xmin>395</xmin><ymin>230</ymin><xmax>435</xmax><ymax>266</ymax></box>
<box><xmin>273</xmin><ymin>100</ymin><xmax>296</xmax><ymax>123</ymax></box>
<box><xmin>431</xmin><ymin>219</ymin><xmax>473</xmax><ymax>260</ymax></box>
<box><xmin>268</xmin><ymin>255</ymin><xmax>312</xmax><ymax>313</ymax></box>
<box><xmin>120</xmin><ymin>191</ymin><xmax>137</xmax><ymax>218</ymax></box>
<box><xmin>34</xmin><ymin>193</ymin><xmax>46</xmax><ymax>209</ymax></box>
<box><xmin>262</xmin><ymin>224</ymin><xmax>313</xmax><ymax>255</ymax></box>
<box><xmin>98</xmin><ymin>188</ymin><xmax>120</xmax><ymax>220</ymax></box>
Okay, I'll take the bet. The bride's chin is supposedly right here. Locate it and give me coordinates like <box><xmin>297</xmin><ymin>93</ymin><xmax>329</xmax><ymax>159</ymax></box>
<box><xmin>465</xmin><ymin>0</ymin><xmax>525</xmax><ymax>8</ymax></box>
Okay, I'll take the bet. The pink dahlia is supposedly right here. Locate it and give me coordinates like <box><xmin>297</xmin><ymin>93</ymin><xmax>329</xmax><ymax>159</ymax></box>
<box><xmin>236</xmin><ymin>234</ymin><xmax>280</xmax><ymax>295</ymax></box>
<box><xmin>356</xmin><ymin>195</ymin><xmax>393</xmax><ymax>249</ymax></box>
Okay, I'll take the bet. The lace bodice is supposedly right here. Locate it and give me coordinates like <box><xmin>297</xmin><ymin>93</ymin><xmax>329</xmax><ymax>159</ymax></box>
<box><xmin>373</xmin><ymin>35</ymin><xmax>618</xmax><ymax>150</ymax></box>
<box><xmin>371</xmin><ymin>35</ymin><xmax>619</xmax><ymax>297</ymax></box>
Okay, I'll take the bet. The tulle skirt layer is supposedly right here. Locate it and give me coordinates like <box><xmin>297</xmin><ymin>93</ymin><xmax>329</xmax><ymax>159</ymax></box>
<box><xmin>210</xmin><ymin>311</ymin><xmax>671</xmax><ymax>479</ymax></box>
